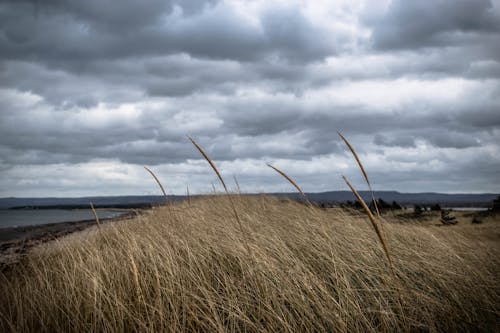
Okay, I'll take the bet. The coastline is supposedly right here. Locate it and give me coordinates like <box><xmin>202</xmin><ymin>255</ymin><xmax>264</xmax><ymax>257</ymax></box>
<box><xmin>0</xmin><ymin>212</ymin><xmax>137</xmax><ymax>270</ymax></box>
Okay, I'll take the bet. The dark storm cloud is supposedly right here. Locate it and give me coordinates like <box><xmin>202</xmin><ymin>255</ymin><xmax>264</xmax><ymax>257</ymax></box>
<box><xmin>1</xmin><ymin>86</ymin><xmax>497</xmax><ymax>170</ymax></box>
<box><xmin>0</xmin><ymin>0</ymin><xmax>335</xmax><ymax>67</ymax></box>
<box><xmin>36</xmin><ymin>0</ymin><xmax>215</xmax><ymax>30</ymax></box>
<box><xmin>363</xmin><ymin>0</ymin><xmax>500</xmax><ymax>81</ymax></box>
<box><xmin>374</xmin><ymin>130</ymin><xmax>484</xmax><ymax>150</ymax></box>
<box><xmin>0</xmin><ymin>56</ymin><xmax>315</xmax><ymax>106</ymax></box>
<box><xmin>426</xmin><ymin>131</ymin><xmax>481</xmax><ymax>149</ymax></box>
<box><xmin>456</xmin><ymin>104</ymin><xmax>500</xmax><ymax>128</ymax></box>
<box><xmin>367</xmin><ymin>0</ymin><xmax>500</xmax><ymax>50</ymax></box>
<box><xmin>0</xmin><ymin>0</ymin><xmax>338</xmax><ymax>106</ymax></box>
<box><xmin>382</xmin><ymin>50</ymin><xmax>500</xmax><ymax>80</ymax></box>
<box><xmin>374</xmin><ymin>134</ymin><xmax>416</xmax><ymax>148</ymax></box>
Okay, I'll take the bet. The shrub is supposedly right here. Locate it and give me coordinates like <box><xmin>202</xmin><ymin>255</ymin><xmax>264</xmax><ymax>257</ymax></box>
<box><xmin>440</xmin><ymin>210</ymin><xmax>458</xmax><ymax>225</ymax></box>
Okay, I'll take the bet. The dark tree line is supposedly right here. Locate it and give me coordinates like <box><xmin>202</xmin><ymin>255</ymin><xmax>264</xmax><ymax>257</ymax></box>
<box><xmin>339</xmin><ymin>199</ymin><xmax>403</xmax><ymax>211</ymax></box>
<box><xmin>493</xmin><ymin>196</ymin><xmax>500</xmax><ymax>212</ymax></box>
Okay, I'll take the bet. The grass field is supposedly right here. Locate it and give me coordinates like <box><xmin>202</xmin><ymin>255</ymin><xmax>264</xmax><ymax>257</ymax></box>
<box><xmin>1</xmin><ymin>195</ymin><xmax>499</xmax><ymax>332</ymax></box>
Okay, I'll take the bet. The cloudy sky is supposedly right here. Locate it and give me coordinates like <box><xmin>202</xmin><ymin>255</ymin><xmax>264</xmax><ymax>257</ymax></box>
<box><xmin>1</xmin><ymin>0</ymin><xmax>499</xmax><ymax>197</ymax></box>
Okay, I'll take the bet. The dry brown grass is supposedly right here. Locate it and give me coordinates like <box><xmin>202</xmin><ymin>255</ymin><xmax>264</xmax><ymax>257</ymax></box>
<box><xmin>188</xmin><ymin>137</ymin><xmax>251</xmax><ymax>255</ymax></box>
<box><xmin>1</xmin><ymin>196</ymin><xmax>499</xmax><ymax>332</ymax></box>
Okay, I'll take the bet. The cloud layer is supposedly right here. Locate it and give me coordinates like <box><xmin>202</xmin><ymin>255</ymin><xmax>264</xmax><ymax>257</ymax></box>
<box><xmin>1</xmin><ymin>0</ymin><xmax>499</xmax><ymax>196</ymax></box>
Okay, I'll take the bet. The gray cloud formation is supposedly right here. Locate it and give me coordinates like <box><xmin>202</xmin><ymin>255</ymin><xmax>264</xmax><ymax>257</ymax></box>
<box><xmin>0</xmin><ymin>0</ymin><xmax>335</xmax><ymax>65</ymax></box>
<box><xmin>0</xmin><ymin>0</ymin><xmax>499</xmax><ymax>196</ymax></box>
<box><xmin>365</xmin><ymin>0</ymin><xmax>500</xmax><ymax>80</ymax></box>
<box><xmin>368</xmin><ymin>0</ymin><xmax>500</xmax><ymax>49</ymax></box>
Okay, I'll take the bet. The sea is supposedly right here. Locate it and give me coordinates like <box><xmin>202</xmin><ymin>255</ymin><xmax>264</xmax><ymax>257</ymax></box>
<box><xmin>442</xmin><ymin>207</ymin><xmax>489</xmax><ymax>211</ymax></box>
<box><xmin>0</xmin><ymin>209</ymin><xmax>127</xmax><ymax>229</ymax></box>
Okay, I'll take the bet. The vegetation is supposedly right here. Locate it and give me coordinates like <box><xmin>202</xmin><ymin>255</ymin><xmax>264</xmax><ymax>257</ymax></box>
<box><xmin>440</xmin><ymin>210</ymin><xmax>458</xmax><ymax>225</ymax></box>
<box><xmin>370</xmin><ymin>199</ymin><xmax>403</xmax><ymax>212</ymax></box>
<box><xmin>340</xmin><ymin>200</ymin><xmax>363</xmax><ymax>209</ymax></box>
<box><xmin>430</xmin><ymin>203</ymin><xmax>441</xmax><ymax>211</ymax></box>
<box><xmin>1</xmin><ymin>196</ymin><xmax>499</xmax><ymax>332</ymax></box>
<box><xmin>492</xmin><ymin>195</ymin><xmax>500</xmax><ymax>212</ymax></box>
<box><xmin>413</xmin><ymin>204</ymin><xmax>424</xmax><ymax>216</ymax></box>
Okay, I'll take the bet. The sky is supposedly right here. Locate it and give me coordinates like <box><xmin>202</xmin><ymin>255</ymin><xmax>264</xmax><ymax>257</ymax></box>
<box><xmin>0</xmin><ymin>0</ymin><xmax>499</xmax><ymax>197</ymax></box>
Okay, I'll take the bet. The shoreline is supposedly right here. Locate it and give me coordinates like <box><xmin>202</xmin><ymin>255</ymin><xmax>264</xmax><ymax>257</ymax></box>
<box><xmin>0</xmin><ymin>212</ymin><xmax>137</xmax><ymax>270</ymax></box>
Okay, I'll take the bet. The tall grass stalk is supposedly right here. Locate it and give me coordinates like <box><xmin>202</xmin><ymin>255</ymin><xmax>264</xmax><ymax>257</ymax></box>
<box><xmin>89</xmin><ymin>201</ymin><xmax>100</xmax><ymax>228</ymax></box>
<box><xmin>267</xmin><ymin>163</ymin><xmax>311</xmax><ymax>206</ymax></box>
<box><xmin>342</xmin><ymin>175</ymin><xmax>392</xmax><ymax>267</ymax></box>
<box><xmin>338</xmin><ymin>132</ymin><xmax>380</xmax><ymax>217</ymax></box>
<box><xmin>233</xmin><ymin>175</ymin><xmax>241</xmax><ymax>194</ymax></box>
<box><xmin>188</xmin><ymin>136</ymin><xmax>252</xmax><ymax>254</ymax></box>
<box><xmin>144</xmin><ymin>166</ymin><xmax>168</xmax><ymax>201</ymax></box>
<box><xmin>186</xmin><ymin>185</ymin><xmax>191</xmax><ymax>206</ymax></box>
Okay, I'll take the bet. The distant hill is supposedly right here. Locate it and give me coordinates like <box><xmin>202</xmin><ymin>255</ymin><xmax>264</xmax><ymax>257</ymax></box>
<box><xmin>0</xmin><ymin>191</ymin><xmax>498</xmax><ymax>209</ymax></box>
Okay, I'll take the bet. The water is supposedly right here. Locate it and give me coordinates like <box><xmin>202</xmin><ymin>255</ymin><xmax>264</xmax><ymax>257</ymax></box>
<box><xmin>0</xmin><ymin>209</ymin><xmax>127</xmax><ymax>228</ymax></box>
<box><xmin>442</xmin><ymin>207</ymin><xmax>489</xmax><ymax>211</ymax></box>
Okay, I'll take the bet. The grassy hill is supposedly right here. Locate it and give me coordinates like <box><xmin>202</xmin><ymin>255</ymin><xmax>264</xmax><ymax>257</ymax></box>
<box><xmin>1</xmin><ymin>195</ymin><xmax>498</xmax><ymax>332</ymax></box>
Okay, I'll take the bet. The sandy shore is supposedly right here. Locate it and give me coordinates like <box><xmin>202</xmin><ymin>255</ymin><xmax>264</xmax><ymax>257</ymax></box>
<box><xmin>0</xmin><ymin>213</ymin><xmax>136</xmax><ymax>270</ymax></box>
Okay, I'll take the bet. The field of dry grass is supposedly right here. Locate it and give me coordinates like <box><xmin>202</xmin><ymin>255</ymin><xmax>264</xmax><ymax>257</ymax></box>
<box><xmin>1</xmin><ymin>195</ymin><xmax>499</xmax><ymax>332</ymax></box>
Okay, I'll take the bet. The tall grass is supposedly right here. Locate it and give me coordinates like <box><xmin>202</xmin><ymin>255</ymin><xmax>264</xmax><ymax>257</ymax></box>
<box><xmin>1</xmin><ymin>196</ymin><xmax>499</xmax><ymax>332</ymax></box>
<box><xmin>188</xmin><ymin>137</ymin><xmax>252</xmax><ymax>255</ymax></box>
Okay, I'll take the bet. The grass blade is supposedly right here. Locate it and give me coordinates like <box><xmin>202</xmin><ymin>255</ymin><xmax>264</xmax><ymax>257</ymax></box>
<box><xmin>188</xmin><ymin>137</ymin><xmax>229</xmax><ymax>193</ymax></box>
<box><xmin>129</xmin><ymin>253</ymin><xmax>143</xmax><ymax>305</ymax></box>
<box><xmin>144</xmin><ymin>166</ymin><xmax>168</xmax><ymax>202</ymax></box>
<box><xmin>89</xmin><ymin>201</ymin><xmax>100</xmax><ymax>228</ymax></box>
<box><xmin>233</xmin><ymin>175</ymin><xmax>241</xmax><ymax>194</ymax></box>
<box><xmin>186</xmin><ymin>185</ymin><xmax>191</xmax><ymax>206</ymax></box>
<box><xmin>338</xmin><ymin>132</ymin><xmax>380</xmax><ymax>217</ymax></box>
<box><xmin>267</xmin><ymin>164</ymin><xmax>310</xmax><ymax>206</ymax></box>
<box><xmin>342</xmin><ymin>175</ymin><xmax>392</xmax><ymax>267</ymax></box>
